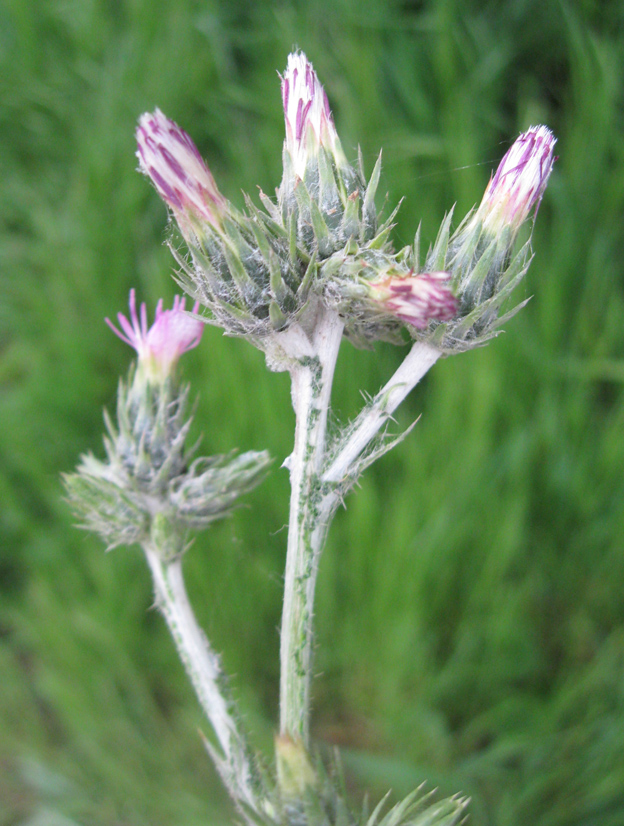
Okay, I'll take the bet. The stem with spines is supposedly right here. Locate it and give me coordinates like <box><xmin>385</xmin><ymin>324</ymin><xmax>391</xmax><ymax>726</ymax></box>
<box><xmin>143</xmin><ymin>540</ymin><xmax>261</xmax><ymax>817</ymax></box>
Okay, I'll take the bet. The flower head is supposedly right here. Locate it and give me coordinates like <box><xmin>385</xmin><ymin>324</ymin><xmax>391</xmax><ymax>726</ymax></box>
<box><xmin>281</xmin><ymin>51</ymin><xmax>345</xmax><ymax>179</ymax></box>
<box><xmin>106</xmin><ymin>290</ymin><xmax>203</xmax><ymax>382</ymax></box>
<box><xmin>369</xmin><ymin>271</ymin><xmax>458</xmax><ymax>329</ymax></box>
<box><xmin>478</xmin><ymin>125</ymin><xmax>557</xmax><ymax>234</ymax></box>
<box><xmin>136</xmin><ymin>109</ymin><xmax>227</xmax><ymax>231</ymax></box>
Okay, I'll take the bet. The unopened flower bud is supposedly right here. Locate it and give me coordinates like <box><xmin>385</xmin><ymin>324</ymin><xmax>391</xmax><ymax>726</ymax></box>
<box><xmin>278</xmin><ymin>52</ymin><xmax>379</xmax><ymax>265</ymax></box>
<box><xmin>369</xmin><ymin>271</ymin><xmax>457</xmax><ymax>329</ymax></box>
<box><xmin>106</xmin><ymin>290</ymin><xmax>203</xmax><ymax>383</ymax></box>
<box><xmin>422</xmin><ymin>125</ymin><xmax>557</xmax><ymax>351</ymax></box>
<box><xmin>136</xmin><ymin>109</ymin><xmax>227</xmax><ymax>232</ymax></box>
<box><xmin>281</xmin><ymin>51</ymin><xmax>346</xmax><ymax>180</ymax></box>
<box><xmin>477</xmin><ymin>125</ymin><xmax>556</xmax><ymax>236</ymax></box>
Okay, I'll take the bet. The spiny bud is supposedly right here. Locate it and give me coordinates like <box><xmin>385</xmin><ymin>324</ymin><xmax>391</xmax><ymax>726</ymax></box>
<box><xmin>136</xmin><ymin>109</ymin><xmax>228</xmax><ymax>233</ymax></box>
<box><xmin>137</xmin><ymin>108</ymin><xmax>310</xmax><ymax>343</ymax></box>
<box><xmin>277</xmin><ymin>51</ymin><xmax>386</xmax><ymax>266</ymax></box>
<box><xmin>420</xmin><ymin>125</ymin><xmax>557</xmax><ymax>351</ymax></box>
<box><xmin>106</xmin><ymin>289</ymin><xmax>203</xmax><ymax>384</ymax></box>
<box><xmin>368</xmin><ymin>270</ymin><xmax>457</xmax><ymax>329</ymax></box>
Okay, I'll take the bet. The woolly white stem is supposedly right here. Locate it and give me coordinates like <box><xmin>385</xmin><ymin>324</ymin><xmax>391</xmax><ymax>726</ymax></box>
<box><xmin>323</xmin><ymin>342</ymin><xmax>441</xmax><ymax>484</ymax></box>
<box><xmin>279</xmin><ymin>308</ymin><xmax>344</xmax><ymax>744</ymax></box>
<box><xmin>143</xmin><ymin>545</ymin><xmax>259</xmax><ymax>814</ymax></box>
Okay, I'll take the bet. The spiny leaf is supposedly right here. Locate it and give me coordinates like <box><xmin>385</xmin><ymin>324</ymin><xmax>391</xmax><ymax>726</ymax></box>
<box><xmin>429</xmin><ymin>208</ymin><xmax>455</xmax><ymax>271</ymax></box>
<box><xmin>363</xmin><ymin>151</ymin><xmax>383</xmax><ymax>229</ymax></box>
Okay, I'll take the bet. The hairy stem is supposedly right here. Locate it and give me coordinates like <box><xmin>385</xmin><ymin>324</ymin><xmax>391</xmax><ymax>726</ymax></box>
<box><xmin>279</xmin><ymin>308</ymin><xmax>344</xmax><ymax>744</ymax></box>
<box><xmin>323</xmin><ymin>342</ymin><xmax>441</xmax><ymax>484</ymax></box>
<box><xmin>143</xmin><ymin>544</ymin><xmax>260</xmax><ymax>815</ymax></box>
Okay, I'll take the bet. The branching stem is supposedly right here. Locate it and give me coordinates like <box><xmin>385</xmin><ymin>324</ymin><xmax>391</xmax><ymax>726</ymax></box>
<box><xmin>279</xmin><ymin>334</ymin><xmax>440</xmax><ymax>746</ymax></box>
<box><xmin>323</xmin><ymin>342</ymin><xmax>441</xmax><ymax>484</ymax></box>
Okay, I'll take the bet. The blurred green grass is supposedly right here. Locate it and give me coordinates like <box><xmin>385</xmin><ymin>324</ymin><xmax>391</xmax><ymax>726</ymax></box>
<box><xmin>1</xmin><ymin>0</ymin><xmax>624</xmax><ymax>823</ymax></box>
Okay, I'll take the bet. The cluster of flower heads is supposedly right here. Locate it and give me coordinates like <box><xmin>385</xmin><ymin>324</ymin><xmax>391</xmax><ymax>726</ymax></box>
<box><xmin>67</xmin><ymin>53</ymin><xmax>556</xmax><ymax>822</ymax></box>
<box><xmin>131</xmin><ymin>50</ymin><xmax>555</xmax><ymax>353</ymax></box>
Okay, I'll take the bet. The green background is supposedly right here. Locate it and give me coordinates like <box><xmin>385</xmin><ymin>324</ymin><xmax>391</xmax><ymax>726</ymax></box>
<box><xmin>2</xmin><ymin>0</ymin><xmax>624</xmax><ymax>824</ymax></box>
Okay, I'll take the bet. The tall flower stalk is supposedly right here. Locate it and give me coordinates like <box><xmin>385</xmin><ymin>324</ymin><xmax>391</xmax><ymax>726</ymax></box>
<box><xmin>67</xmin><ymin>49</ymin><xmax>556</xmax><ymax>826</ymax></box>
<box><xmin>279</xmin><ymin>304</ymin><xmax>345</xmax><ymax>744</ymax></box>
<box><xmin>66</xmin><ymin>292</ymin><xmax>270</xmax><ymax>815</ymax></box>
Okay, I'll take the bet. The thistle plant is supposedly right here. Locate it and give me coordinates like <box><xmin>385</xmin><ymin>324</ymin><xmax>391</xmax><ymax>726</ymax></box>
<box><xmin>66</xmin><ymin>50</ymin><xmax>556</xmax><ymax>826</ymax></box>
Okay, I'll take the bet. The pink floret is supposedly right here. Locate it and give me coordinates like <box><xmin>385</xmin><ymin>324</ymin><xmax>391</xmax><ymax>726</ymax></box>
<box><xmin>106</xmin><ymin>290</ymin><xmax>203</xmax><ymax>379</ymax></box>
<box><xmin>371</xmin><ymin>271</ymin><xmax>457</xmax><ymax>330</ymax></box>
